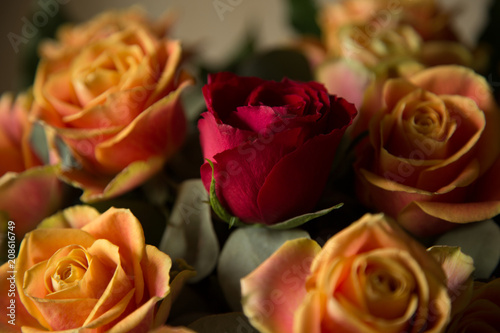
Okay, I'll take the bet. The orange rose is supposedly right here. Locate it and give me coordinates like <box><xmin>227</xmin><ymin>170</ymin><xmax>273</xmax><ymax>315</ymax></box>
<box><xmin>241</xmin><ymin>213</ymin><xmax>451</xmax><ymax>333</ymax></box>
<box><xmin>446</xmin><ymin>278</ymin><xmax>500</xmax><ymax>332</ymax></box>
<box><xmin>319</xmin><ymin>0</ymin><xmax>458</xmax><ymax>58</ymax></box>
<box><xmin>355</xmin><ymin>65</ymin><xmax>500</xmax><ymax>236</ymax></box>
<box><xmin>0</xmin><ymin>206</ymin><xmax>194</xmax><ymax>332</ymax></box>
<box><xmin>39</xmin><ymin>7</ymin><xmax>175</xmax><ymax>60</ymax></box>
<box><xmin>33</xmin><ymin>10</ymin><xmax>193</xmax><ymax>202</ymax></box>
<box><xmin>0</xmin><ymin>92</ymin><xmax>61</xmax><ymax>238</ymax></box>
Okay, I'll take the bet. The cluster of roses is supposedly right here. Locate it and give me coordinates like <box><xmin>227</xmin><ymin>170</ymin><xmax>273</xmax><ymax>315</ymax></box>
<box><xmin>0</xmin><ymin>8</ymin><xmax>196</xmax><ymax>333</ymax></box>
<box><xmin>199</xmin><ymin>0</ymin><xmax>500</xmax><ymax>332</ymax></box>
<box><xmin>0</xmin><ymin>0</ymin><xmax>499</xmax><ymax>332</ymax></box>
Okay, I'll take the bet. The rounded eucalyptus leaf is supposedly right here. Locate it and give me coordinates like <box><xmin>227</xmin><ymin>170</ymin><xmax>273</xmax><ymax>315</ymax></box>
<box><xmin>160</xmin><ymin>179</ymin><xmax>219</xmax><ymax>282</ymax></box>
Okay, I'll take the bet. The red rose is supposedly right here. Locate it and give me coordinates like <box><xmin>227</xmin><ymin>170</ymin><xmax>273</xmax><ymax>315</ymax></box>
<box><xmin>199</xmin><ymin>72</ymin><xmax>357</xmax><ymax>225</ymax></box>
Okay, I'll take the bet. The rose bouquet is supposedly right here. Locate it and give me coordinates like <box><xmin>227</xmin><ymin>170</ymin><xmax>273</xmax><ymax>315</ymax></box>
<box><xmin>1</xmin><ymin>0</ymin><xmax>499</xmax><ymax>332</ymax></box>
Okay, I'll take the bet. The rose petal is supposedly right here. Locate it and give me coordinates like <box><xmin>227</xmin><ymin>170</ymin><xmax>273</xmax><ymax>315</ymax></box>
<box><xmin>316</xmin><ymin>58</ymin><xmax>373</xmax><ymax>110</ymax></box>
<box><xmin>94</xmin><ymin>83</ymin><xmax>188</xmax><ymax>173</ymax></box>
<box><xmin>198</xmin><ymin>111</ymin><xmax>254</xmax><ymax>162</ymax></box>
<box><xmin>293</xmin><ymin>290</ymin><xmax>324</xmax><ymax>333</ymax></box>
<box><xmin>200</xmin><ymin>128</ymin><xmax>303</xmax><ymax>223</ymax></box>
<box><xmin>241</xmin><ymin>238</ymin><xmax>321</xmax><ymax>333</ymax></box>
<box><xmin>76</xmin><ymin>156</ymin><xmax>165</xmax><ymax>203</ymax></box>
<box><xmin>203</xmin><ymin>72</ymin><xmax>264</xmax><ymax>121</ymax></box>
<box><xmin>257</xmin><ymin>129</ymin><xmax>345</xmax><ymax>224</ymax></box>
<box><xmin>0</xmin><ymin>165</ymin><xmax>62</xmax><ymax>238</ymax></box>
<box><xmin>82</xmin><ymin>208</ymin><xmax>145</xmax><ymax>303</ymax></box>
<box><xmin>0</xmin><ymin>263</ymin><xmax>44</xmax><ymax>332</ymax></box>
<box><xmin>37</xmin><ymin>205</ymin><xmax>101</xmax><ymax>229</ymax></box>
<box><xmin>427</xmin><ymin>246</ymin><xmax>474</xmax><ymax>316</ymax></box>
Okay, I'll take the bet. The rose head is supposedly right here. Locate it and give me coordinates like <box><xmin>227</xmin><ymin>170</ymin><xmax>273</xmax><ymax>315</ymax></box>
<box><xmin>241</xmin><ymin>213</ymin><xmax>451</xmax><ymax>333</ymax></box>
<box><xmin>0</xmin><ymin>206</ymin><xmax>192</xmax><ymax>332</ymax></box>
<box><xmin>33</xmin><ymin>10</ymin><xmax>193</xmax><ymax>202</ymax></box>
<box><xmin>355</xmin><ymin>65</ymin><xmax>500</xmax><ymax>236</ymax></box>
<box><xmin>199</xmin><ymin>72</ymin><xmax>357</xmax><ymax>225</ymax></box>
<box><xmin>0</xmin><ymin>92</ymin><xmax>62</xmax><ymax>238</ymax></box>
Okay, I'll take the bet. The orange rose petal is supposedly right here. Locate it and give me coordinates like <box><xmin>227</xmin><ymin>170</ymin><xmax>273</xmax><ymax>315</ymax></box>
<box><xmin>150</xmin><ymin>326</ymin><xmax>196</xmax><ymax>333</ymax></box>
<box><xmin>146</xmin><ymin>40</ymin><xmax>183</xmax><ymax>105</ymax></box>
<box><xmin>28</xmin><ymin>297</ymin><xmax>99</xmax><ymax>331</ymax></box>
<box><xmin>94</xmin><ymin>82</ymin><xmax>189</xmax><ymax>173</ymax></box>
<box><xmin>79</xmin><ymin>156</ymin><xmax>165</xmax><ymax>203</ymax></box>
<box><xmin>82</xmin><ymin>208</ymin><xmax>146</xmax><ymax>304</ymax></box>
<box><xmin>401</xmin><ymin>200</ymin><xmax>500</xmax><ymax>224</ymax></box>
<box><xmin>62</xmin><ymin>86</ymin><xmax>149</xmax><ymax>128</ymax></box>
<box><xmin>142</xmin><ymin>245</ymin><xmax>171</xmax><ymax>299</ymax></box>
<box><xmin>409</xmin><ymin>66</ymin><xmax>495</xmax><ymax>112</ymax></box>
<box><xmin>382</xmin><ymin>78</ymin><xmax>419</xmax><ymax>112</ymax></box>
<box><xmin>43</xmin><ymin>70</ymin><xmax>81</xmax><ymax>118</ymax></box>
<box><xmin>0</xmin><ymin>263</ymin><xmax>44</xmax><ymax>332</ymax></box>
<box><xmin>37</xmin><ymin>205</ymin><xmax>101</xmax><ymax>229</ymax></box>
<box><xmin>83</xmin><ymin>289</ymin><xmax>135</xmax><ymax>330</ymax></box>
<box><xmin>154</xmin><ymin>259</ymin><xmax>196</xmax><ymax>328</ymax></box>
<box><xmin>24</xmin><ymin>261</ymin><xmax>51</xmax><ymax>299</ymax></box>
<box><xmin>241</xmin><ymin>238</ymin><xmax>321</xmax><ymax>333</ymax></box>
<box><xmin>293</xmin><ymin>290</ymin><xmax>325</xmax><ymax>333</ymax></box>
<box><xmin>106</xmin><ymin>295</ymin><xmax>160</xmax><ymax>333</ymax></box>
<box><xmin>0</xmin><ymin>165</ymin><xmax>62</xmax><ymax>238</ymax></box>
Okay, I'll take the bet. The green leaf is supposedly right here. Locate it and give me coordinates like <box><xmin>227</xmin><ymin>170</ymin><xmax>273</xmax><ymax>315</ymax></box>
<box><xmin>159</xmin><ymin>179</ymin><xmax>219</xmax><ymax>283</ymax></box>
<box><xmin>286</xmin><ymin>0</ymin><xmax>321</xmax><ymax>38</ymax></box>
<box><xmin>268</xmin><ymin>203</ymin><xmax>344</xmax><ymax>230</ymax></box>
<box><xmin>205</xmin><ymin>159</ymin><xmax>243</xmax><ymax>228</ymax></box>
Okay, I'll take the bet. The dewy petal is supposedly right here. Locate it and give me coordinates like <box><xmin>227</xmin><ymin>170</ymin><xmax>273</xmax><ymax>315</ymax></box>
<box><xmin>0</xmin><ymin>165</ymin><xmax>62</xmax><ymax>238</ymax></box>
<box><xmin>37</xmin><ymin>205</ymin><xmax>101</xmax><ymax>229</ymax></box>
<box><xmin>94</xmin><ymin>82</ymin><xmax>189</xmax><ymax>173</ymax></box>
<box><xmin>82</xmin><ymin>208</ymin><xmax>146</xmax><ymax>304</ymax></box>
<box><xmin>241</xmin><ymin>238</ymin><xmax>321</xmax><ymax>333</ymax></box>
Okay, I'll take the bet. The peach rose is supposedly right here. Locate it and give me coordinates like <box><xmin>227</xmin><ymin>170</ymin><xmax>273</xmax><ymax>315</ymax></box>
<box><xmin>0</xmin><ymin>205</ymin><xmax>194</xmax><ymax>332</ymax></box>
<box><xmin>33</xmin><ymin>11</ymin><xmax>193</xmax><ymax>202</ymax></box>
<box><xmin>0</xmin><ymin>92</ymin><xmax>62</xmax><ymax>238</ymax></box>
<box><xmin>446</xmin><ymin>278</ymin><xmax>500</xmax><ymax>332</ymax></box>
<box><xmin>241</xmin><ymin>213</ymin><xmax>451</xmax><ymax>333</ymax></box>
<box><xmin>355</xmin><ymin>65</ymin><xmax>500</xmax><ymax>236</ymax></box>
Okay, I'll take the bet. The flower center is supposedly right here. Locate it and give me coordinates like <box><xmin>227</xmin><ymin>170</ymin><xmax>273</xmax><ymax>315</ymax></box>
<box><xmin>45</xmin><ymin>246</ymin><xmax>91</xmax><ymax>293</ymax></box>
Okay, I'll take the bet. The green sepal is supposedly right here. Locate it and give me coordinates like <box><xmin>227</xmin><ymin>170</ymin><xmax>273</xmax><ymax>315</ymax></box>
<box><xmin>267</xmin><ymin>203</ymin><xmax>344</xmax><ymax>230</ymax></box>
<box><xmin>206</xmin><ymin>159</ymin><xmax>244</xmax><ymax>228</ymax></box>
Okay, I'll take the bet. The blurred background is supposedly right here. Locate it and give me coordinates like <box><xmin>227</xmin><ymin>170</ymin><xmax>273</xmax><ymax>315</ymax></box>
<box><xmin>0</xmin><ymin>0</ymin><xmax>493</xmax><ymax>94</ymax></box>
